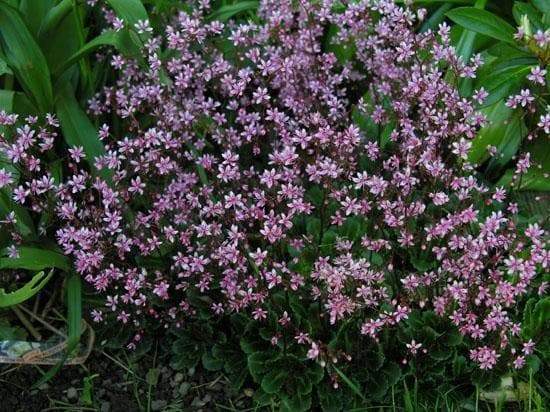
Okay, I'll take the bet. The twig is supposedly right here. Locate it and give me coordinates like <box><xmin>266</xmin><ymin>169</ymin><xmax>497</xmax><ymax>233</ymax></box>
<box><xmin>11</xmin><ymin>306</ymin><xmax>41</xmax><ymax>340</ymax></box>
<box><xmin>17</xmin><ymin>304</ymin><xmax>66</xmax><ymax>338</ymax></box>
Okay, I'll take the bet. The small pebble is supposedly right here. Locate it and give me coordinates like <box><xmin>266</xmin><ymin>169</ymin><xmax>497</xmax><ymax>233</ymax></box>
<box><xmin>174</xmin><ymin>372</ymin><xmax>184</xmax><ymax>384</ymax></box>
<box><xmin>67</xmin><ymin>387</ymin><xmax>78</xmax><ymax>400</ymax></box>
<box><xmin>178</xmin><ymin>382</ymin><xmax>191</xmax><ymax>397</ymax></box>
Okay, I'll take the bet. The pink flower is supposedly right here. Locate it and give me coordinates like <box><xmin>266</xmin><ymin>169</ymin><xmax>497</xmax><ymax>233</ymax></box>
<box><xmin>406</xmin><ymin>340</ymin><xmax>422</xmax><ymax>355</ymax></box>
<box><xmin>307</xmin><ymin>342</ymin><xmax>320</xmax><ymax>360</ymax></box>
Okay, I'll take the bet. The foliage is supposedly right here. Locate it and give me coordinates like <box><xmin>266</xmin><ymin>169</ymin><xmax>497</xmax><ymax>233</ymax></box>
<box><xmin>0</xmin><ymin>0</ymin><xmax>548</xmax><ymax>411</ymax></box>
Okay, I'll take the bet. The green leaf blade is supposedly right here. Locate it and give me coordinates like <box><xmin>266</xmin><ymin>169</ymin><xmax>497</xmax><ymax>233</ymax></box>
<box><xmin>447</xmin><ymin>7</ymin><xmax>517</xmax><ymax>44</ymax></box>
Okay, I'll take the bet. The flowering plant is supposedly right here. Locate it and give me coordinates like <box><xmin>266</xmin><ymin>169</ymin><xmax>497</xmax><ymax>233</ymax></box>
<box><xmin>0</xmin><ymin>0</ymin><xmax>548</xmax><ymax>409</ymax></box>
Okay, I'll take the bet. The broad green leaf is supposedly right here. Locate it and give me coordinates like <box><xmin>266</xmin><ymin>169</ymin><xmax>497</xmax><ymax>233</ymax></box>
<box><xmin>0</xmin><ymin>89</ymin><xmax>14</xmax><ymax>135</ymax></box>
<box><xmin>0</xmin><ymin>190</ymin><xmax>36</xmax><ymax>238</ymax></box>
<box><xmin>41</xmin><ymin>7</ymin><xmax>81</xmax><ymax>77</ymax></box>
<box><xmin>0</xmin><ymin>269</ymin><xmax>53</xmax><ymax>307</ymax></box>
<box><xmin>39</xmin><ymin>0</ymin><xmax>72</xmax><ymax>37</ymax></box>
<box><xmin>449</xmin><ymin>0</ymin><xmax>488</xmax><ymax>96</ymax></box>
<box><xmin>261</xmin><ymin>369</ymin><xmax>286</xmax><ymax>394</ymax></box>
<box><xmin>420</xmin><ymin>3</ymin><xmax>453</xmax><ymax>33</ymax></box>
<box><xmin>55</xmin><ymin>84</ymin><xmax>106</xmax><ymax>175</ymax></box>
<box><xmin>247</xmin><ymin>351</ymin><xmax>272</xmax><ymax>380</ymax></box>
<box><xmin>0</xmin><ymin>2</ymin><xmax>53</xmax><ymax>112</ymax></box>
<box><xmin>106</xmin><ymin>0</ymin><xmax>148</xmax><ymax>27</ymax></box>
<box><xmin>53</xmin><ymin>30</ymin><xmax>141</xmax><ymax>77</ymax></box>
<box><xmin>280</xmin><ymin>393</ymin><xmax>312</xmax><ymax>412</ymax></box>
<box><xmin>486</xmin><ymin>42</ymin><xmax>534</xmax><ymax>60</ymax></box>
<box><xmin>0</xmin><ymin>246</ymin><xmax>70</xmax><ymax>271</ymax></box>
<box><xmin>498</xmin><ymin>169</ymin><xmax>550</xmax><ymax>191</ymax></box>
<box><xmin>447</xmin><ymin>7</ymin><xmax>516</xmax><ymax>44</ymax></box>
<box><xmin>207</xmin><ymin>1</ymin><xmax>259</xmax><ymax>22</ymax></box>
<box><xmin>0</xmin><ymin>54</ymin><xmax>12</xmax><ymax>75</ymax></box>
<box><xmin>532</xmin><ymin>0</ymin><xmax>550</xmax><ymax>13</ymax></box>
<box><xmin>19</xmin><ymin>0</ymin><xmax>54</xmax><ymax>37</ymax></box>
<box><xmin>469</xmin><ymin>101</ymin><xmax>526</xmax><ymax>166</ymax></box>
<box><xmin>476</xmin><ymin>62</ymin><xmax>533</xmax><ymax>107</ymax></box>
<box><xmin>497</xmin><ymin>137</ymin><xmax>550</xmax><ymax>190</ymax></box>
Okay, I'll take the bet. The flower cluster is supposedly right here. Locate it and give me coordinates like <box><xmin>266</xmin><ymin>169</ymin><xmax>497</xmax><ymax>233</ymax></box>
<box><xmin>1</xmin><ymin>0</ymin><xmax>547</xmax><ymax>370</ymax></box>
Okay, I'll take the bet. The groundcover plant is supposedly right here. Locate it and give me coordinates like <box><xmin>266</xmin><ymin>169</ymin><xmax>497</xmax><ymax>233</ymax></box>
<box><xmin>0</xmin><ymin>0</ymin><xmax>549</xmax><ymax>410</ymax></box>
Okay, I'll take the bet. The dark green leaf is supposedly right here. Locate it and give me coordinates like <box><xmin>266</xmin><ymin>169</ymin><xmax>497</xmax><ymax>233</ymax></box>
<box><xmin>53</xmin><ymin>30</ymin><xmax>140</xmax><ymax>78</ymax></box>
<box><xmin>420</xmin><ymin>3</ymin><xmax>453</xmax><ymax>33</ymax></box>
<box><xmin>261</xmin><ymin>369</ymin><xmax>286</xmax><ymax>394</ymax></box>
<box><xmin>0</xmin><ymin>246</ymin><xmax>70</xmax><ymax>271</ymax></box>
<box><xmin>106</xmin><ymin>0</ymin><xmax>148</xmax><ymax>27</ymax></box>
<box><xmin>469</xmin><ymin>101</ymin><xmax>525</xmax><ymax>165</ymax></box>
<box><xmin>0</xmin><ymin>190</ymin><xmax>35</xmax><ymax>238</ymax></box>
<box><xmin>207</xmin><ymin>1</ymin><xmax>258</xmax><ymax>22</ymax></box>
<box><xmin>19</xmin><ymin>0</ymin><xmax>54</xmax><ymax>37</ymax></box>
<box><xmin>55</xmin><ymin>84</ymin><xmax>107</xmax><ymax>177</ymax></box>
<box><xmin>447</xmin><ymin>7</ymin><xmax>516</xmax><ymax>44</ymax></box>
<box><xmin>39</xmin><ymin>0</ymin><xmax>72</xmax><ymax>37</ymax></box>
<box><xmin>532</xmin><ymin>0</ymin><xmax>550</xmax><ymax>13</ymax></box>
<box><xmin>0</xmin><ymin>2</ymin><xmax>53</xmax><ymax>112</ymax></box>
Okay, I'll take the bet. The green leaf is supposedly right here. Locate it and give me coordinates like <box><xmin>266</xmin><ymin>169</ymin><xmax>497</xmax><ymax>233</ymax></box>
<box><xmin>497</xmin><ymin>136</ymin><xmax>550</xmax><ymax>190</ymax></box>
<box><xmin>469</xmin><ymin>101</ymin><xmax>526</xmax><ymax>165</ymax></box>
<box><xmin>55</xmin><ymin>84</ymin><xmax>107</xmax><ymax>176</ymax></box>
<box><xmin>0</xmin><ymin>88</ymin><xmax>14</xmax><ymax>136</ymax></box>
<box><xmin>261</xmin><ymin>369</ymin><xmax>286</xmax><ymax>394</ymax></box>
<box><xmin>447</xmin><ymin>7</ymin><xmax>516</xmax><ymax>44</ymax></box>
<box><xmin>0</xmin><ymin>190</ymin><xmax>35</xmax><ymax>238</ymax></box>
<box><xmin>443</xmin><ymin>328</ymin><xmax>463</xmax><ymax>346</ymax></box>
<box><xmin>67</xmin><ymin>273</ymin><xmax>82</xmax><ymax>346</ymax></box>
<box><xmin>420</xmin><ymin>3</ymin><xmax>453</xmax><ymax>33</ymax></box>
<box><xmin>247</xmin><ymin>351</ymin><xmax>272</xmax><ymax>381</ymax></box>
<box><xmin>207</xmin><ymin>1</ymin><xmax>258</xmax><ymax>22</ymax></box>
<box><xmin>0</xmin><ymin>2</ymin><xmax>53</xmax><ymax>112</ymax></box>
<box><xmin>476</xmin><ymin>62</ymin><xmax>532</xmax><ymax>107</ymax></box>
<box><xmin>202</xmin><ymin>351</ymin><xmax>224</xmax><ymax>371</ymax></box>
<box><xmin>318</xmin><ymin>383</ymin><xmax>343</xmax><ymax>412</ymax></box>
<box><xmin>19</xmin><ymin>0</ymin><xmax>54</xmax><ymax>37</ymax></box>
<box><xmin>40</xmin><ymin>7</ymin><xmax>82</xmax><ymax>79</ymax></box>
<box><xmin>105</xmin><ymin>0</ymin><xmax>148</xmax><ymax>27</ymax></box>
<box><xmin>0</xmin><ymin>269</ymin><xmax>53</xmax><ymax>307</ymax></box>
<box><xmin>39</xmin><ymin>0</ymin><xmax>72</xmax><ymax>37</ymax></box>
<box><xmin>532</xmin><ymin>0</ymin><xmax>550</xmax><ymax>13</ymax></box>
<box><xmin>0</xmin><ymin>54</ymin><xmax>12</xmax><ymax>75</ymax></box>
<box><xmin>53</xmin><ymin>29</ymin><xmax>141</xmax><ymax>78</ymax></box>
<box><xmin>0</xmin><ymin>246</ymin><xmax>70</xmax><ymax>271</ymax></box>
<box><xmin>280</xmin><ymin>393</ymin><xmax>312</xmax><ymax>412</ymax></box>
